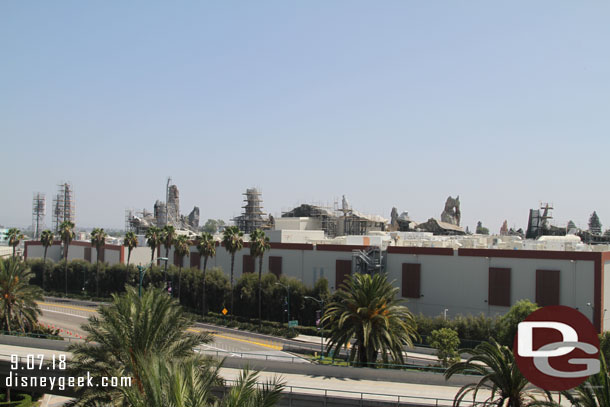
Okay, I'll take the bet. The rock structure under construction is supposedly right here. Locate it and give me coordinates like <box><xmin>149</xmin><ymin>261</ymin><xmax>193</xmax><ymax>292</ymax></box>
<box><xmin>128</xmin><ymin>182</ymin><xmax>200</xmax><ymax>234</ymax></box>
<box><xmin>233</xmin><ymin>187</ymin><xmax>272</xmax><ymax>234</ymax></box>
<box><xmin>440</xmin><ymin>196</ymin><xmax>461</xmax><ymax>226</ymax></box>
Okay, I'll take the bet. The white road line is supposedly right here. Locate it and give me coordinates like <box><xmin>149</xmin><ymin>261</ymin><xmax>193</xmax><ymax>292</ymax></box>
<box><xmin>197</xmin><ymin>343</ymin><xmax>241</xmax><ymax>358</ymax></box>
<box><xmin>40</xmin><ymin>308</ymin><xmax>90</xmax><ymax>319</ymax></box>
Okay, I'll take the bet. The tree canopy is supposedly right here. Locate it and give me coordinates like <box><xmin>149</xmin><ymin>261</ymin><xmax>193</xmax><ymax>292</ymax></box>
<box><xmin>589</xmin><ymin>211</ymin><xmax>602</xmax><ymax>235</ymax></box>
<box><xmin>322</xmin><ymin>273</ymin><xmax>419</xmax><ymax>366</ymax></box>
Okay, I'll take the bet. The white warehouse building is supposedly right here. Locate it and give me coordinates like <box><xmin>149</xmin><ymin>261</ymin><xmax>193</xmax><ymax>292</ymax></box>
<box><xmin>25</xmin><ymin>237</ymin><xmax>610</xmax><ymax>333</ymax></box>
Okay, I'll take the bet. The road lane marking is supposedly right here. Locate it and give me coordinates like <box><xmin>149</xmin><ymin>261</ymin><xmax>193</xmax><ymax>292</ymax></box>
<box><xmin>39</xmin><ymin>303</ymin><xmax>283</xmax><ymax>351</ymax></box>
<box><xmin>40</xmin><ymin>309</ymin><xmax>90</xmax><ymax>319</ymax></box>
<box><xmin>188</xmin><ymin>328</ymin><xmax>283</xmax><ymax>350</ymax></box>
<box><xmin>197</xmin><ymin>343</ymin><xmax>241</xmax><ymax>357</ymax></box>
<box><xmin>38</xmin><ymin>302</ymin><xmax>98</xmax><ymax>313</ymax></box>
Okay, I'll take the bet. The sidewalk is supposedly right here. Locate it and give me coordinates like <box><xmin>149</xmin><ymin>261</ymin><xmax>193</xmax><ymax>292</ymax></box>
<box><xmin>40</xmin><ymin>395</ymin><xmax>73</xmax><ymax>407</ymax></box>
<box><xmin>220</xmin><ymin>367</ymin><xmax>466</xmax><ymax>406</ymax></box>
<box><xmin>292</xmin><ymin>334</ymin><xmax>442</xmax><ymax>362</ymax></box>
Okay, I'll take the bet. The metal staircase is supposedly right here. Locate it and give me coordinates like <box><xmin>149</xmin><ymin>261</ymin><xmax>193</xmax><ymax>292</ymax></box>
<box><xmin>352</xmin><ymin>248</ymin><xmax>385</xmax><ymax>274</ymax></box>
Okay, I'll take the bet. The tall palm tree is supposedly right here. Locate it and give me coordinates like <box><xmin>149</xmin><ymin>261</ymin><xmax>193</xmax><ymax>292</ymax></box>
<box><xmin>162</xmin><ymin>225</ymin><xmax>176</xmax><ymax>280</ymax></box>
<box><xmin>0</xmin><ymin>259</ymin><xmax>43</xmax><ymax>333</ymax></box>
<box><xmin>58</xmin><ymin>220</ymin><xmax>75</xmax><ymax>296</ymax></box>
<box><xmin>222</xmin><ymin>226</ymin><xmax>243</xmax><ymax>317</ymax></box>
<box><xmin>7</xmin><ymin>228</ymin><xmax>24</xmax><ymax>258</ymax></box>
<box><xmin>90</xmin><ymin>228</ymin><xmax>108</xmax><ymax>297</ymax></box>
<box><xmin>145</xmin><ymin>226</ymin><xmax>162</xmax><ymax>264</ymax></box>
<box><xmin>250</xmin><ymin>229</ymin><xmax>270</xmax><ymax>328</ymax></box>
<box><xmin>68</xmin><ymin>286</ymin><xmax>212</xmax><ymax>406</ymax></box>
<box><xmin>195</xmin><ymin>232</ymin><xmax>216</xmax><ymax>315</ymax></box>
<box><xmin>40</xmin><ymin>229</ymin><xmax>54</xmax><ymax>292</ymax></box>
<box><xmin>174</xmin><ymin>234</ymin><xmax>190</xmax><ymax>301</ymax></box>
<box><xmin>123</xmin><ymin>231</ymin><xmax>138</xmax><ymax>267</ymax></box>
<box><xmin>560</xmin><ymin>354</ymin><xmax>609</xmax><ymax>407</ymax></box>
<box><xmin>445</xmin><ymin>339</ymin><xmax>552</xmax><ymax>406</ymax></box>
<box><xmin>322</xmin><ymin>273</ymin><xmax>419</xmax><ymax>366</ymax></box>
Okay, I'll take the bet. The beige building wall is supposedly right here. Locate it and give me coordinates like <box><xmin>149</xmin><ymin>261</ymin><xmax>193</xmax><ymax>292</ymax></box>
<box><xmin>25</xmin><ymin>241</ymin><xmax>124</xmax><ymax>266</ymax></box>
<box><xmin>24</xmin><ymin>241</ymin><xmax>63</xmax><ymax>262</ymax></box>
<box><xmin>604</xmin><ymin>261</ymin><xmax>610</xmax><ymax>330</ymax></box>
<box><xmin>386</xmin><ymin>248</ymin><xmax>599</xmax><ymax>327</ymax></box>
<box><xmin>128</xmin><ymin>246</ymin><xmax>157</xmax><ymax>266</ymax></box>
<box><xmin>169</xmin><ymin>243</ymin><xmax>359</xmax><ymax>290</ymax></box>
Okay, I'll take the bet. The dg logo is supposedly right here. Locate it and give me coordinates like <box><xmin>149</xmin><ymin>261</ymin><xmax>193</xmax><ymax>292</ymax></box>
<box><xmin>514</xmin><ymin>305</ymin><xmax>600</xmax><ymax>391</ymax></box>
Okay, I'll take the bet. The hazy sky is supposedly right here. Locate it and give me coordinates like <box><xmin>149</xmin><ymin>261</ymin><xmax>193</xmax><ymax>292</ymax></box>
<box><xmin>1</xmin><ymin>2</ymin><xmax>609</xmax><ymax>233</ymax></box>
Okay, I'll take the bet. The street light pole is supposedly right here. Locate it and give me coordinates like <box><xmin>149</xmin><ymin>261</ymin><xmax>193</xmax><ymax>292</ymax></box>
<box><xmin>161</xmin><ymin>257</ymin><xmax>169</xmax><ymax>289</ymax></box>
<box><xmin>304</xmin><ymin>295</ymin><xmax>325</xmax><ymax>358</ymax></box>
<box><xmin>138</xmin><ymin>257</ymin><xmax>168</xmax><ymax>298</ymax></box>
<box><xmin>275</xmin><ymin>282</ymin><xmax>290</xmax><ymax>323</ymax></box>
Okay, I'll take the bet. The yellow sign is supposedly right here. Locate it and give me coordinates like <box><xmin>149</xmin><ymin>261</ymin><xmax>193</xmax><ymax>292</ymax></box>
<box><xmin>222</xmin><ymin>308</ymin><xmax>228</xmax><ymax>316</ymax></box>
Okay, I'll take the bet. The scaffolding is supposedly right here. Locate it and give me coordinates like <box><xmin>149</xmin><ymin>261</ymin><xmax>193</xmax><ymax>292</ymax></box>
<box><xmin>540</xmin><ymin>202</ymin><xmax>554</xmax><ymax>229</ymax></box>
<box><xmin>281</xmin><ymin>203</ymin><xmax>338</xmax><ymax>238</ymax></box>
<box><xmin>526</xmin><ymin>202</ymin><xmax>554</xmax><ymax>239</ymax></box>
<box><xmin>312</xmin><ymin>205</ymin><xmax>338</xmax><ymax>238</ymax></box>
<box><xmin>53</xmin><ymin>182</ymin><xmax>75</xmax><ymax>232</ymax></box>
<box><xmin>234</xmin><ymin>187</ymin><xmax>267</xmax><ymax>234</ymax></box>
<box><xmin>343</xmin><ymin>215</ymin><xmax>369</xmax><ymax>236</ymax></box>
<box><xmin>125</xmin><ymin>209</ymin><xmax>135</xmax><ymax>232</ymax></box>
<box><xmin>32</xmin><ymin>192</ymin><xmax>46</xmax><ymax>239</ymax></box>
<box><xmin>126</xmin><ymin>208</ymin><xmax>156</xmax><ymax>234</ymax></box>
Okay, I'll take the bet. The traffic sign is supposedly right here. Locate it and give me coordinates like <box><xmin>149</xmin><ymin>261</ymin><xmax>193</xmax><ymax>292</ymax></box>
<box><xmin>222</xmin><ymin>308</ymin><xmax>228</xmax><ymax>316</ymax></box>
<box><xmin>288</xmin><ymin>320</ymin><xmax>298</xmax><ymax>328</ymax></box>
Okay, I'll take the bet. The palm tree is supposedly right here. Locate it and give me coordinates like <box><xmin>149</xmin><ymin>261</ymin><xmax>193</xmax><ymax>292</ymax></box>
<box><xmin>7</xmin><ymin>228</ymin><xmax>24</xmax><ymax>258</ymax></box>
<box><xmin>250</xmin><ymin>229</ymin><xmax>270</xmax><ymax>328</ymax></box>
<box><xmin>0</xmin><ymin>259</ymin><xmax>43</xmax><ymax>333</ymax></box>
<box><xmin>40</xmin><ymin>229</ymin><xmax>54</xmax><ymax>291</ymax></box>
<box><xmin>145</xmin><ymin>226</ymin><xmax>162</xmax><ymax>263</ymax></box>
<box><xmin>123</xmin><ymin>231</ymin><xmax>138</xmax><ymax>267</ymax></box>
<box><xmin>162</xmin><ymin>225</ymin><xmax>176</xmax><ymax>280</ymax></box>
<box><xmin>58</xmin><ymin>220</ymin><xmax>75</xmax><ymax>296</ymax></box>
<box><xmin>560</xmin><ymin>354</ymin><xmax>610</xmax><ymax>407</ymax></box>
<box><xmin>119</xmin><ymin>356</ymin><xmax>284</xmax><ymax>407</ymax></box>
<box><xmin>120</xmin><ymin>354</ymin><xmax>222</xmax><ymax>407</ymax></box>
<box><xmin>90</xmin><ymin>228</ymin><xmax>108</xmax><ymax>297</ymax></box>
<box><xmin>195</xmin><ymin>232</ymin><xmax>216</xmax><ymax>315</ymax></box>
<box><xmin>445</xmin><ymin>339</ymin><xmax>552</xmax><ymax>406</ymax></box>
<box><xmin>322</xmin><ymin>273</ymin><xmax>419</xmax><ymax>366</ymax></box>
<box><xmin>68</xmin><ymin>286</ymin><xmax>212</xmax><ymax>405</ymax></box>
<box><xmin>174</xmin><ymin>234</ymin><xmax>190</xmax><ymax>300</ymax></box>
<box><xmin>222</xmin><ymin>226</ymin><xmax>243</xmax><ymax>317</ymax></box>
<box><xmin>219</xmin><ymin>367</ymin><xmax>284</xmax><ymax>407</ymax></box>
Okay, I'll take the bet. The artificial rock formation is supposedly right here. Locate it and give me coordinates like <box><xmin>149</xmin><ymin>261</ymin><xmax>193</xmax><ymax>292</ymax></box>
<box><xmin>129</xmin><ymin>183</ymin><xmax>200</xmax><ymax>234</ymax></box>
<box><xmin>440</xmin><ymin>196</ymin><xmax>461</xmax><ymax>226</ymax></box>
<box><xmin>188</xmin><ymin>207</ymin><xmax>200</xmax><ymax>229</ymax></box>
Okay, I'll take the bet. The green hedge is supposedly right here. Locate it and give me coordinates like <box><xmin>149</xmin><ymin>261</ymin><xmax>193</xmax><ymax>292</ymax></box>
<box><xmin>27</xmin><ymin>259</ymin><xmax>330</xmax><ymax>327</ymax></box>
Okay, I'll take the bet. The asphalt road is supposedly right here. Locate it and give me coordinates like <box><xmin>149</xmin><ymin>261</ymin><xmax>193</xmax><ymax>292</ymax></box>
<box><xmin>37</xmin><ymin>297</ymin><xmax>440</xmax><ymax>366</ymax></box>
<box><xmin>37</xmin><ymin>301</ymin><xmax>303</xmax><ymax>362</ymax></box>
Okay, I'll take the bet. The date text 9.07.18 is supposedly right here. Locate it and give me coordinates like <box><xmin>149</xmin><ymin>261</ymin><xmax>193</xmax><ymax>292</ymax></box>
<box><xmin>11</xmin><ymin>354</ymin><xmax>67</xmax><ymax>371</ymax></box>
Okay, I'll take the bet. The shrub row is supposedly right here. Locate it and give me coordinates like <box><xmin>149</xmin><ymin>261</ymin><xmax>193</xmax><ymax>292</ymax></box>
<box><xmin>195</xmin><ymin>311</ymin><xmax>330</xmax><ymax>339</ymax></box>
<box><xmin>27</xmin><ymin>259</ymin><xmax>330</xmax><ymax>326</ymax></box>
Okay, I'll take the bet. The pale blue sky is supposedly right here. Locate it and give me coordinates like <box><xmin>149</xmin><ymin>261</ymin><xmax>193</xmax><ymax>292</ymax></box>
<box><xmin>1</xmin><ymin>1</ymin><xmax>609</xmax><ymax>232</ymax></box>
